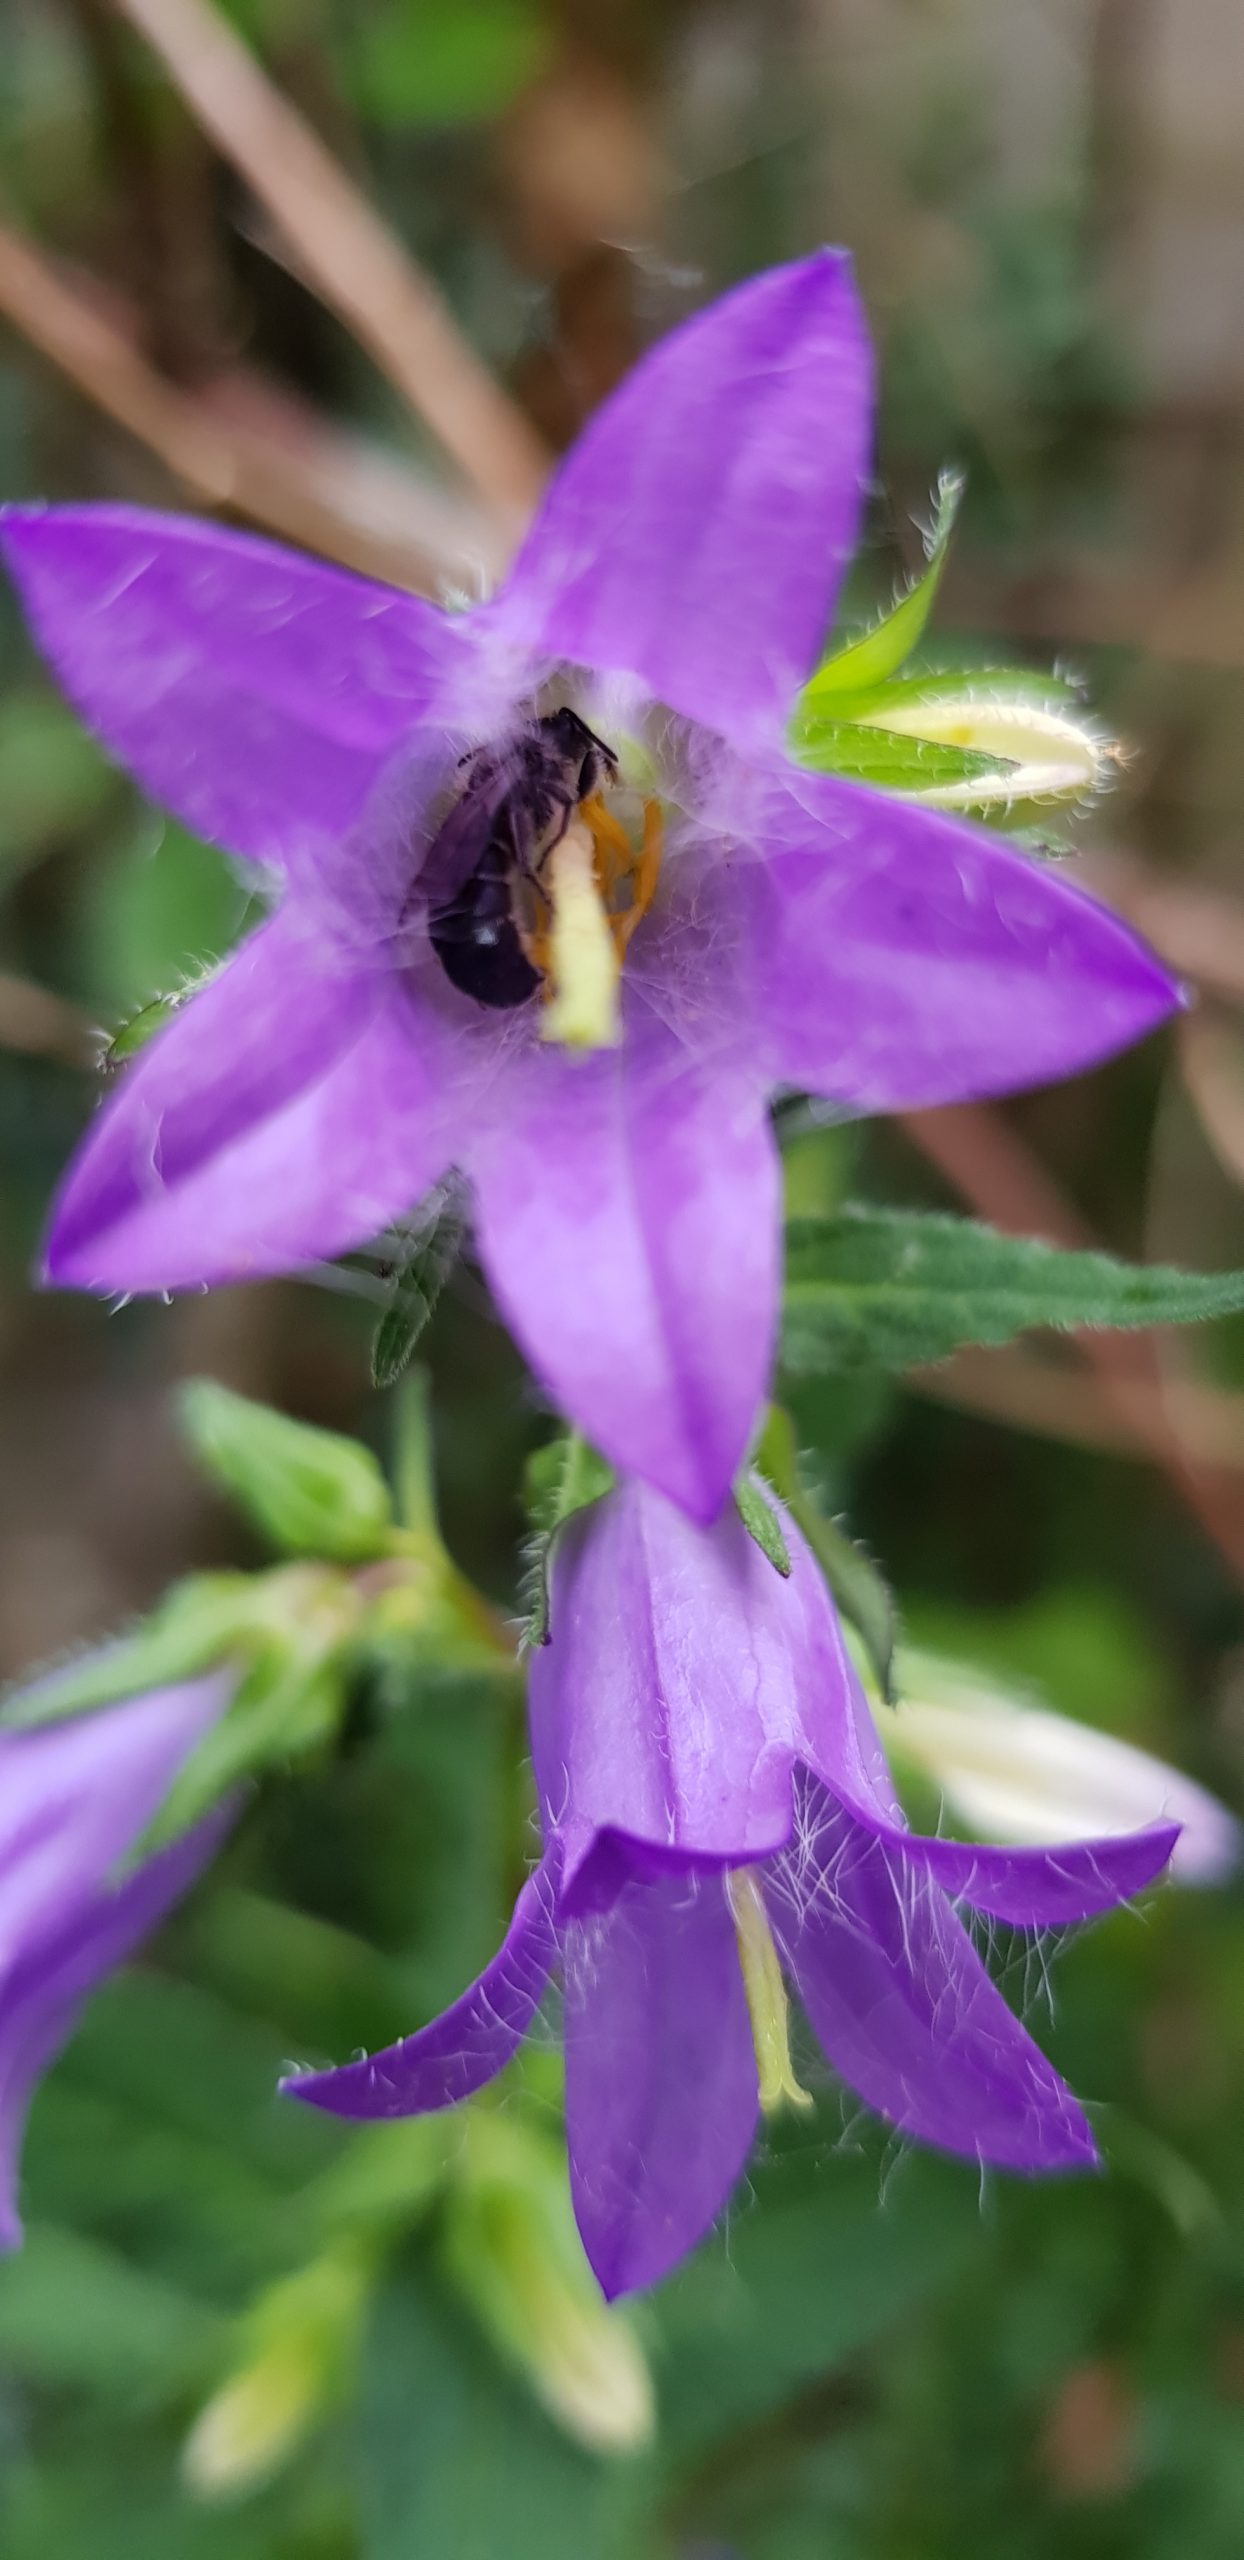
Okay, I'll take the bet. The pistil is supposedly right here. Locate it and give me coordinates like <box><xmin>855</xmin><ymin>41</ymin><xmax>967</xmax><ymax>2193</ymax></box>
<box><xmin>537</xmin><ymin>795</ymin><xmax>664</xmax><ymax>1052</ymax></box>
<box><xmin>727</xmin><ymin>1868</ymin><xmax>813</xmax><ymax>2117</ymax></box>
<box><xmin>541</xmin><ymin>818</ymin><xmax>624</xmax><ymax>1050</ymax></box>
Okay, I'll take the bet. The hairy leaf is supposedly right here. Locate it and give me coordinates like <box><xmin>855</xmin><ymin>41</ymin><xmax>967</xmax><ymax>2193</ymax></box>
<box><xmin>783</xmin><ymin>1207</ymin><xmax>1244</xmax><ymax>1375</ymax></box>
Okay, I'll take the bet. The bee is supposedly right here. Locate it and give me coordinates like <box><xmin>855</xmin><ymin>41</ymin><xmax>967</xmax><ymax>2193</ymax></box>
<box><xmin>420</xmin><ymin>709</ymin><xmax>618</xmax><ymax>1010</ymax></box>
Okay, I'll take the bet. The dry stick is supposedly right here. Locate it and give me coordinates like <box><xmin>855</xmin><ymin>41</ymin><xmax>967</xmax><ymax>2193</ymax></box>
<box><xmin>112</xmin><ymin>0</ymin><xmax>549</xmax><ymax>529</ymax></box>
<box><xmin>911</xmin><ymin>1340</ymin><xmax>1244</xmax><ymax>1473</ymax></box>
<box><xmin>900</xmin><ymin>1100</ymin><xmax>1244</xmax><ymax>1580</ymax></box>
<box><xmin>0</xmin><ymin>222</ymin><xmax>491</xmax><ymax>591</ymax></box>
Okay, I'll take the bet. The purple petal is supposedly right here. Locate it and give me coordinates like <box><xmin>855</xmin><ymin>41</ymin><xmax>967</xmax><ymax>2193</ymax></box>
<box><xmin>45</xmin><ymin>934</ymin><xmax>471</xmax><ymax>1294</ymax></box>
<box><xmin>0</xmin><ymin>1807</ymin><xmax>231</xmax><ymax>2252</ymax></box>
<box><xmin>0</xmin><ymin>1674</ymin><xmax>233</xmax><ymax>1977</ymax></box>
<box><xmin>562</xmin><ymin>1866</ymin><xmax>758</xmax><ymax>2296</ymax></box>
<box><xmin>0</xmin><ymin>505</ymin><xmax>468</xmax><ymax>886</ymax></box>
<box><xmin>770</xmin><ymin>1776</ymin><xmax>1097</xmax><ymax>2172</ymax></box>
<box><xmin>887</xmin><ymin>1820</ymin><xmax>1179</xmax><ymax>1928</ymax></box>
<box><xmin>490</xmin><ymin>253</ymin><xmax>873</xmax><ymax>751</ymax></box>
<box><xmin>468</xmin><ymin>985</ymin><xmax>778</xmax><ymax>1521</ymax></box>
<box><xmin>531</xmin><ymin>1483</ymin><xmax>837</xmax><ymax>1894</ymax></box>
<box><xmin>282</xmin><ymin>1862</ymin><xmax>559</xmax><ymax>2120</ymax></box>
<box><xmin>743</xmin><ymin>771</ymin><xmax>1180</xmax><ymax>1108</ymax></box>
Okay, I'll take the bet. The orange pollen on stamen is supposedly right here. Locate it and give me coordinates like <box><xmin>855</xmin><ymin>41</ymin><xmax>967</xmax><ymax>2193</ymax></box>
<box><xmin>580</xmin><ymin>793</ymin><xmax>664</xmax><ymax>961</ymax></box>
<box><xmin>518</xmin><ymin>795</ymin><xmax>664</xmax><ymax>1000</ymax></box>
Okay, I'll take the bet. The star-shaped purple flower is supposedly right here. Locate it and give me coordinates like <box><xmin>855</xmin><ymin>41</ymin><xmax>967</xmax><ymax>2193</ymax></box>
<box><xmin>2</xmin><ymin>252</ymin><xmax>1177</xmax><ymax>1519</ymax></box>
<box><xmin>0</xmin><ymin>1672</ymin><xmax>232</xmax><ymax>2248</ymax></box>
<box><xmin>283</xmin><ymin>1484</ymin><xmax>1178</xmax><ymax>2298</ymax></box>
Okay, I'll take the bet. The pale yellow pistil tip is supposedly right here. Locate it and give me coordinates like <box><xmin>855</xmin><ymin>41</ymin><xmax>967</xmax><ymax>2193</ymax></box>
<box><xmin>727</xmin><ymin>1868</ymin><xmax>813</xmax><ymax>2117</ymax></box>
<box><xmin>541</xmin><ymin>818</ymin><xmax>623</xmax><ymax>1051</ymax></box>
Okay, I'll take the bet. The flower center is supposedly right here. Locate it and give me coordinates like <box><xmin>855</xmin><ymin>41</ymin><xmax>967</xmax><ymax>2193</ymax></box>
<box><xmin>423</xmin><ymin>710</ymin><xmax>663</xmax><ymax>1050</ymax></box>
<box><xmin>726</xmin><ymin>1868</ymin><xmax>813</xmax><ymax>2117</ymax></box>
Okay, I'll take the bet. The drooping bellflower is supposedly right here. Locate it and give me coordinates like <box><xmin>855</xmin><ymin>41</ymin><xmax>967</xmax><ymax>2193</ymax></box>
<box><xmin>2</xmin><ymin>254</ymin><xmax>1178</xmax><ymax>1519</ymax></box>
<box><xmin>283</xmin><ymin>1485</ymin><xmax>1178</xmax><ymax>2298</ymax></box>
<box><xmin>0</xmin><ymin>1671</ymin><xmax>233</xmax><ymax>2247</ymax></box>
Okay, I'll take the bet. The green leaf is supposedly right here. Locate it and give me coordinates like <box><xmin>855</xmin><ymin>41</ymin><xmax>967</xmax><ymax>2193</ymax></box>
<box><xmin>371</xmin><ymin>1189</ymin><xmax>466</xmax><ymax>1390</ymax></box>
<box><xmin>0</xmin><ymin>2223</ymin><xmax>222</xmax><ymax>2403</ymax></box>
<box><xmin>349</xmin><ymin>0</ymin><xmax>549</xmax><ymax>127</ymax></box>
<box><xmin>657</xmin><ymin>2146</ymin><xmax>980</xmax><ymax>2457</ymax></box>
<box><xmin>522</xmin><ymin>1435</ymin><xmax>615</xmax><ymax>1645</ymax></box>
<box><xmin>782</xmin><ymin>1208</ymin><xmax>1244</xmax><ymax>1376</ymax></box>
<box><xmin>180</xmin><ymin>1381</ymin><xmax>395</xmax><ymax>1563</ymax></box>
<box><xmin>0</xmin><ymin>687</ymin><xmax>117</xmax><ymax>875</ymax></box>
<box><xmin>359</xmin><ymin>2256</ymin><xmax>653</xmax><ymax>2560</ymax></box>
<box><xmin>799</xmin><ymin>468</ymin><xmax>964</xmax><ymax>707</ymax></box>
<box><xmin>734</xmin><ymin>1474</ymin><xmax>792</xmax><ymax>1576</ymax></box>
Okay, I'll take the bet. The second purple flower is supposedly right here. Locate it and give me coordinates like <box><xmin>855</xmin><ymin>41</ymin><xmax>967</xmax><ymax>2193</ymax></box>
<box><xmin>283</xmin><ymin>1483</ymin><xmax>1178</xmax><ymax>2298</ymax></box>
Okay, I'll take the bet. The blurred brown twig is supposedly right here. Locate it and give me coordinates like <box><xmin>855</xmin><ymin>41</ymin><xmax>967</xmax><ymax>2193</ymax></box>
<box><xmin>901</xmin><ymin>1100</ymin><xmax>1244</xmax><ymax>1578</ymax></box>
<box><xmin>111</xmin><ymin>0</ymin><xmax>549</xmax><ymax>528</ymax></box>
<box><xmin>0</xmin><ymin>218</ymin><xmax>499</xmax><ymax>591</ymax></box>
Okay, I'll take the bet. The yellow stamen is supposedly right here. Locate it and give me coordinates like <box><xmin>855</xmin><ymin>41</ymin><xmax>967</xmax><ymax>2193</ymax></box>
<box><xmin>727</xmin><ymin>1869</ymin><xmax>813</xmax><ymax>2117</ymax></box>
<box><xmin>614</xmin><ymin>800</ymin><xmax>664</xmax><ymax>956</ymax></box>
<box><xmin>541</xmin><ymin>818</ymin><xmax>623</xmax><ymax>1050</ymax></box>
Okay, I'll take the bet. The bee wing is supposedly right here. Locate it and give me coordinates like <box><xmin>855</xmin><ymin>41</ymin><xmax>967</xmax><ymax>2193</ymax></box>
<box><xmin>405</xmin><ymin>745</ymin><xmax>526</xmax><ymax>926</ymax></box>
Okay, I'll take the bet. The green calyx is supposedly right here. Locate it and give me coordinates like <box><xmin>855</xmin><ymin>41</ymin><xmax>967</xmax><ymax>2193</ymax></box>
<box><xmin>789</xmin><ymin>468</ymin><xmax>1109</xmax><ymax>825</ymax></box>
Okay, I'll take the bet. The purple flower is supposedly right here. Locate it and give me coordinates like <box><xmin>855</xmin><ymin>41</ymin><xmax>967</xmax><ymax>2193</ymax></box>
<box><xmin>2</xmin><ymin>253</ymin><xmax>1177</xmax><ymax>1519</ymax></box>
<box><xmin>0</xmin><ymin>1673</ymin><xmax>233</xmax><ymax>2248</ymax></box>
<box><xmin>283</xmin><ymin>1486</ymin><xmax>1178</xmax><ymax>2297</ymax></box>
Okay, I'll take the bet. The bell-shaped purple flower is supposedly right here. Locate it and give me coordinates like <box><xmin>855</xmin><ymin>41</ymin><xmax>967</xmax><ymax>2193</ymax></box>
<box><xmin>283</xmin><ymin>1487</ymin><xmax>1178</xmax><ymax>2298</ymax></box>
<box><xmin>0</xmin><ymin>1672</ymin><xmax>233</xmax><ymax>2248</ymax></box>
<box><xmin>2</xmin><ymin>253</ymin><xmax>1178</xmax><ymax>1519</ymax></box>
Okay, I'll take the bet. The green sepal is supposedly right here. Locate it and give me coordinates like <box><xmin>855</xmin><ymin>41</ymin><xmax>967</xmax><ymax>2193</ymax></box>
<box><xmin>180</xmin><ymin>1380</ymin><xmax>395</xmax><ymax>1563</ymax></box>
<box><xmin>135</xmin><ymin>1643</ymin><xmax>350</xmax><ymax>1858</ymax></box>
<box><xmin>798</xmin><ymin>1508</ymin><xmax>897</xmax><ymax>1704</ymax></box>
<box><xmin>103</xmin><ymin>960</ymin><xmax>224</xmax><ymax>1069</ymax></box>
<box><xmin>305</xmin><ymin>2119</ymin><xmax>455</xmax><ymax>2241</ymax></box>
<box><xmin>733</xmin><ymin>1473</ymin><xmax>792</xmax><ymax>1576</ymax></box>
<box><xmin>753</xmin><ymin>1406</ymin><xmax>897</xmax><ymax>1700</ymax></box>
<box><xmin>789</xmin><ymin>719</ymin><xmax>1010</xmax><ymax>793</ymax></box>
<box><xmin>371</xmin><ymin>1187</ymin><xmax>467</xmax><ymax>1389</ymax></box>
<box><xmin>825</xmin><ymin>663</ymin><xmax>1083</xmax><ymax>721</ymax></box>
<box><xmin>0</xmin><ymin>1571</ymin><xmax>261</xmax><ymax>1733</ymax></box>
<box><xmin>798</xmin><ymin>468</ymin><xmax>964</xmax><ymax>708</ymax></box>
<box><xmin>522</xmin><ymin>1434</ymin><xmax>615</xmax><ymax>1645</ymax></box>
<box><xmin>782</xmin><ymin>1207</ymin><xmax>1244</xmax><ymax>1377</ymax></box>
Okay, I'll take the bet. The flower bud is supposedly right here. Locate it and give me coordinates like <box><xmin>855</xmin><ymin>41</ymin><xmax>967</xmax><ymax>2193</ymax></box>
<box><xmin>183</xmin><ymin>2242</ymin><xmax>372</xmax><ymax>2501</ymax></box>
<box><xmin>442</xmin><ymin>2114</ymin><xmax>654</xmax><ymax>2454</ymax></box>
<box><xmin>875</xmin><ymin>1648</ymin><xmax>1239</xmax><ymax>1885</ymax></box>
<box><xmin>179</xmin><ymin>1380</ymin><xmax>395</xmax><ymax>1564</ymax></box>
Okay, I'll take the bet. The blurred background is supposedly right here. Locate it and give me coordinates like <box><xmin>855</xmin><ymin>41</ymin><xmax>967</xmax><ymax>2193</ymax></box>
<box><xmin>2</xmin><ymin>0</ymin><xmax>1244</xmax><ymax>2552</ymax></box>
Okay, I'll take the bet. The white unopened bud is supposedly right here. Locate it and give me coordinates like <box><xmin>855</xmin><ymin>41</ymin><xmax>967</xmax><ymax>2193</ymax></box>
<box><xmin>858</xmin><ymin>691</ymin><xmax>1109</xmax><ymax>813</ymax></box>
<box><xmin>444</xmin><ymin>2114</ymin><xmax>654</xmax><ymax>2454</ymax></box>
<box><xmin>875</xmin><ymin>1650</ymin><xmax>1239</xmax><ymax>1885</ymax></box>
<box><xmin>183</xmin><ymin>2242</ymin><xmax>371</xmax><ymax>2501</ymax></box>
